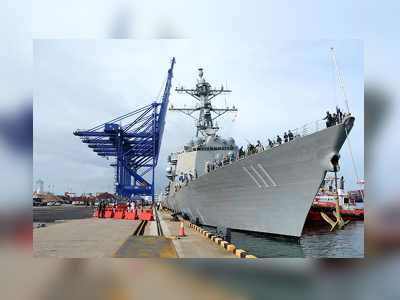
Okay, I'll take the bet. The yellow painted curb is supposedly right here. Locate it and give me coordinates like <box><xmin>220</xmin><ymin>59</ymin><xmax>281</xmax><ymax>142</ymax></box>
<box><xmin>214</xmin><ymin>238</ymin><xmax>222</xmax><ymax>244</ymax></box>
<box><xmin>176</xmin><ymin>221</ymin><xmax>256</xmax><ymax>258</ymax></box>
<box><xmin>226</xmin><ymin>244</ymin><xmax>236</xmax><ymax>251</ymax></box>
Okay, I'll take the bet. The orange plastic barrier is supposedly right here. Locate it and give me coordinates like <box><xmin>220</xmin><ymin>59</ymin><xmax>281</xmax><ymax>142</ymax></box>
<box><xmin>125</xmin><ymin>209</ymin><xmax>138</xmax><ymax>220</ymax></box>
<box><xmin>139</xmin><ymin>209</ymin><xmax>155</xmax><ymax>221</ymax></box>
<box><xmin>104</xmin><ymin>208</ymin><xmax>114</xmax><ymax>218</ymax></box>
<box><xmin>94</xmin><ymin>208</ymin><xmax>99</xmax><ymax>217</ymax></box>
<box><xmin>113</xmin><ymin>208</ymin><xmax>125</xmax><ymax>219</ymax></box>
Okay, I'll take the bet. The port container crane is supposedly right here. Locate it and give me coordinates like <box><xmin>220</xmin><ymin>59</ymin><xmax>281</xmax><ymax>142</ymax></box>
<box><xmin>74</xmin><ymin>58</ymin><xmax>175</xmax><ymax>202</ymax></box>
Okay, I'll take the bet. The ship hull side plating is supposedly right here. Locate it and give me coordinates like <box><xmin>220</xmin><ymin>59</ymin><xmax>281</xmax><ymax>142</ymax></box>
<box><xmin>166</xmin><ymin>117</ymin><xmax>354</xmax><ymax>238</ymax></box>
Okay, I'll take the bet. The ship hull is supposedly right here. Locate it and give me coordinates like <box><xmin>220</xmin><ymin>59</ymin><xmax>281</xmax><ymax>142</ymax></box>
<box><xmin>165</xmin><ymin>117</ymin><xmax>355</xmax><ymax>239</ymax></box>
<box><xmin>306</xmin><ymin>207</ymin><xmax>364</xmax><ymax>221</ymax></box>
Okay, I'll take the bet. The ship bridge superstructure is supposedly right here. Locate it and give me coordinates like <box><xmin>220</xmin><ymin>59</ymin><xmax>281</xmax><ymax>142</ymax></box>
<box><xmin>166</xmin><ymin>67</ymin><xmax>240</xmax><ymax>188</ymax></box>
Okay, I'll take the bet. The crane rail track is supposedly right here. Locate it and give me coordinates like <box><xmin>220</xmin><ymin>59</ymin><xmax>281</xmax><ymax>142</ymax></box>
<box><xmin>154</xmin><ymin>208</ymin><xmax>163</xmax><ymax>236</ymax></box>
<box><xmin>133</xmin><ymin>220</ymin><xmax>147</xmax><ymax>236</ymax></box>
<box><xmin>132</xmin><ymin>206</ymin><xmax>163</xmax><ymax>236</ymax></box>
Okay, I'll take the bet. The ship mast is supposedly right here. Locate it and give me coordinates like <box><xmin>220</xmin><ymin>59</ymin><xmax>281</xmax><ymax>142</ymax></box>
<box><xmin>331</xmin><ymin>47</ymin><xmax>350</xmax><ymax>115</ymax></box>
<box><xmin>170</xmin><ymin>68</ymin><xmax>236</xmax><ymax>137</ymax></box>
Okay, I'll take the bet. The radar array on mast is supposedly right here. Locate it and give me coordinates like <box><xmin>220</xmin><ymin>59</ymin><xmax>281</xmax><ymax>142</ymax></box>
<box><xmin>171</xmin><ymin>68</ymin><xmax>237</xmax><ymax>137</ymax></box>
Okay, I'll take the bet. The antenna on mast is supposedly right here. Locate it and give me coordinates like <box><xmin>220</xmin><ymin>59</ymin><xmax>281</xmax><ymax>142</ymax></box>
<box><xmin>171</xmin><ymin>67</ymin><xmax>236</xmax><ymax>137</ymax></box>
<box><xmin>331</xmin><ymin>47</ymin><xmax>350</xmax><ymax>115</ymax></box>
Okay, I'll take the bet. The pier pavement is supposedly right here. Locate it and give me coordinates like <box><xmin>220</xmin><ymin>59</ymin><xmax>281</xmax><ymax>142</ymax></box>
<box><xmin>158</xmin><ymin>211</ymin><xmax>237</xmax><ymax>258</ymax></box>
<box><xmin>33</xmin><ymin>207</ymin><xmax>238</xmax><ymax>258</ymax></box>
<box><xmin>33</xmin><ymin>218</ymin><xmax>142</xmax><ymax>258</ymax></box>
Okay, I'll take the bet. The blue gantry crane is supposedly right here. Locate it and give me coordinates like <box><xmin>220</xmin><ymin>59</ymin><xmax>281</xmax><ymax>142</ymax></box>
<box><xmin>73</xmin><ymin>58</ymin><xmax>175</xmax><ymax>202</ymax></box>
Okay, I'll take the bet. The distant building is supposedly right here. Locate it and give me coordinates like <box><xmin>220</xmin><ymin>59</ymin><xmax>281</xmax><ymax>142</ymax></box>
<box><xmin>33</xmin><ymin>179</ymin><xmax>54</xmax><ymax>195</ymax></box>
<box><xmin>35</xmin><ymin>179</ymin><xmax>44</xmax><ymax>194</ymax></box>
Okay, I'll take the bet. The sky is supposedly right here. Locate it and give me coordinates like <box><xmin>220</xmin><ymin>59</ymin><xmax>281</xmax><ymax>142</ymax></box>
<box><xmin>0</xmin><ymin>0</ymin><xmax>399</xmax><ymax>294</ymax></box>
<box><xmin>33</xmin><ymin>39</ymin><xmax>364</xmax><ymax>196</ymax></box>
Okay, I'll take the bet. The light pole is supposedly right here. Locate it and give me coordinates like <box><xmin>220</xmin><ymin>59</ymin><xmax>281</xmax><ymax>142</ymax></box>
<box><xmin>108</xmin><ymin>186</ymin><xmax>110</xmax><ymax>193</ymax></box>
<box><xmin>53</xmin><ymin>185</ymin><xmax>54</xmax><ymax>195</ymax></box>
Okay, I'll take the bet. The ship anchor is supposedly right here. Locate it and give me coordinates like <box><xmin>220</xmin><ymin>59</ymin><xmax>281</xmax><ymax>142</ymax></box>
<box><xmin>320</xmin><ymin>170</ymin><xmax>350</xmax><ymax>231</ymax></box>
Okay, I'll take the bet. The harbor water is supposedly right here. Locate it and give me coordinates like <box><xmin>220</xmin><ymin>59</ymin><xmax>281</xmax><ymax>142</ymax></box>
<box><xmin>202</xmin><ymin>218</ymin><xmax>364</xmax><ymax>258</ymax></box>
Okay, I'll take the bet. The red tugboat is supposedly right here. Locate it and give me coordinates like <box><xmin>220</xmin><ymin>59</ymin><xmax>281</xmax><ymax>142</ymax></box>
<box><xmin>307</xmin><ymin>175</ymin><xmax>364</xmax><ymax>221</ymax></box>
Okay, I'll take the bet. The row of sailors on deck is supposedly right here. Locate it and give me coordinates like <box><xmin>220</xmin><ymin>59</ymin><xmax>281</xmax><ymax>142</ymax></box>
<box><xmin>269</xmin><ymin>130</ymin><xmax>295</xmax><ymax>146</ymax></box>
<box><xmin>323</xmin><ymin>108</ymin><xmax>346</xmax><ymax>128</ymax></box>
<box><xmin>174</xmin><ymin>169</ymin><xmax>198</xmax><ymax>191</ymax></box>
<box><xmin>246</xmin><ymin>131</ymin><xmax>295</xmax><ymax>153</ymax></box>
<box><xmin>207</xmin><ymin>156</ymin><xmax>237</xmax><ymax>172</ymax></box>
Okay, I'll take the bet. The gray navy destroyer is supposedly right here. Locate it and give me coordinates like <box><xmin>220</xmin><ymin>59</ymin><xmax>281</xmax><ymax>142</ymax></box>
<box><xmin>164</xmin><ymin>67</ymin><xmax>355</xmax><ymax>241</ymax></box>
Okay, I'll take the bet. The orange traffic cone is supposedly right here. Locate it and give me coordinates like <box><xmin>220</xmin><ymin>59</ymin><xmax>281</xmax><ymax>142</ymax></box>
<box><xmin>178</xmin><ymin>220</ymin><xmax>186</xmax><ymax>237</ymax></box>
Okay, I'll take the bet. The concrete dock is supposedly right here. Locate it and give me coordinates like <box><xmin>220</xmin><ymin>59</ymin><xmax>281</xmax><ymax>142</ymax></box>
<box><xmin>33</xmin><ymin>218</ymin><xmax>142</xmax><ymax>258</ymax></box>
<box><xmin>33</xmin><ymin>207</ymin><xmax>239</xmax><ymax>258</ymax></box>
<box><xmin>158</xmin><ymin>211</ymin><xmax>238</xmax><ymax>258</ymax></box>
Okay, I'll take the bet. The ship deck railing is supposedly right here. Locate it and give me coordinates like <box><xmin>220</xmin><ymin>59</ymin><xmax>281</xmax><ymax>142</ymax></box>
<box><xmin>261</xmin><ymin>116</ymin><xmax>346</xmax><ymax>149</ymax></box>
<box><xmin>174</xmin><ymin>117</ymin><xmax>346</xmax><ymax>182</ymax></box>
